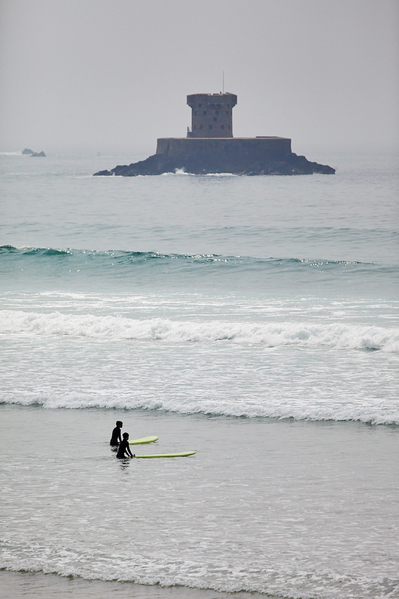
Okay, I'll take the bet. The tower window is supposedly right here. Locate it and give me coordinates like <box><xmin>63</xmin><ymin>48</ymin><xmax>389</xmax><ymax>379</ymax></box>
<box><xmin>209</xmin><ymin>125</ymin><xmax>213</xmax><ymax>130</ymax></box>
<box><xmin>198</xmin><ymin>103</ymin><xmax>202</xmax><ymax>108</ymax></box>
<box><xmin>221</xmin><ymin>125</ymin><xmax>224</xmax><ymax>129</ymax></box>
<box><xmin>213</xmin><ymin>117</ymin><xmax>217</xmax><ymax>122</ymax></box>
<box><xmin>215</xmin><ymin>110</ymin><xmax>219</xmax><ymax>115</ymax></box>
<box><xmin>203</xmin><ymin>111</ymin><xmax>207</xmax><ymax>115</ymax></box>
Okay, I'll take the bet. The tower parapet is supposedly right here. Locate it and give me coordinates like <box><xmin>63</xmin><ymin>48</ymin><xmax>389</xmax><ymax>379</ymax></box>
<box><xmin>187</xmin><ymin>93</ymin><xmax>237</xmax><ymax>138</ymax></box>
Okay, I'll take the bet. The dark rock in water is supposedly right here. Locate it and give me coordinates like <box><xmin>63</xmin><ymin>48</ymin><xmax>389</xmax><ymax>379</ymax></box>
<box><xmin>22</xmin><ymin>148</ymin><xmax>46</xmax><ymax>157</ymax></box>
<box><xmin>94</xmin><ymin>141</ymin><xmax>335</xmax><ymax>177</ymax></box>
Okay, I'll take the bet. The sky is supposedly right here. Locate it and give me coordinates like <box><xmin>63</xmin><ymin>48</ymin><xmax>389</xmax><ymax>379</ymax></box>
<box><xmin>0</xmin><ymin>0</ymin><xmax>398</xmax><ymax>154</ymax></box>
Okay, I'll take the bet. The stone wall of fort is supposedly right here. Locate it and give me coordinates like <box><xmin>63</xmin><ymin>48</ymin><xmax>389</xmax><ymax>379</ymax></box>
<box><xmin>156</xmin><ymin>137</ymin><xmax>292</xmax><ymax>161</ymax></box>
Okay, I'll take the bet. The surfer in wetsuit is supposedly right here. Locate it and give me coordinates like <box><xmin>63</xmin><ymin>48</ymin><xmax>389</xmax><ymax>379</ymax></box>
<box><xmin>117</xmin><ymin>432</ymin><xmax>135</xmax><ymax>459</ymax></box>
<box><xmin>110</xmin><ymin>421</ymin><xmax>123</xmax><ymax>447</ymax></box>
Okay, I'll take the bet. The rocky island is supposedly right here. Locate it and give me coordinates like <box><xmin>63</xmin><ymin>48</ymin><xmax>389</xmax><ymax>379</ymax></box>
<box><xmin>95</xmin><ymin>92</ymin><xmax>334</xmax><ymax>177</ymax></box>
<box><xmin>22</xmin><ymin>148</ymin><xmax>46</xmax><ymax>157</ymax></box>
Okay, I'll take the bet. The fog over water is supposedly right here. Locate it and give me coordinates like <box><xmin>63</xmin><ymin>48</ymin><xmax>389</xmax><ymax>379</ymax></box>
<box><xmin>0</xmin><ymin>0</ymin><xmax>398</xmax><ymax>154</ymax></box>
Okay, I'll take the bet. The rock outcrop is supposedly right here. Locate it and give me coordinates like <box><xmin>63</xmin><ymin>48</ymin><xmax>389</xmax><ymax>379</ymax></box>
<box><xmin>95</xmin><ymin>146</ymin><xmax>334</xmax><ymax>177</ymax></box>
<box><xmin>22</xmin><ymin>148</ymin><xmax>46</xmax><ymax>157</ymax></box>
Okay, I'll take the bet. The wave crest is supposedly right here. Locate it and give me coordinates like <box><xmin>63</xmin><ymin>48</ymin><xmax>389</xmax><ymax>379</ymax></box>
<box><xmin>0</xmin><ymin>244</ymin><xmax>380</xmax><ymax>268</ymax></box>
<box><xmin>1</xmin><ymin>310</ymin><xmax>398</xmax><ymax>352</ymax></box>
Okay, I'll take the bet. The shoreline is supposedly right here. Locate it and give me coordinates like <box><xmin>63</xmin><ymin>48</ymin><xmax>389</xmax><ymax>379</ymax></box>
<box><xmin>0</xmin><ymin>571</ymin><xmax>277</xmax><ymax>599</ymax></box>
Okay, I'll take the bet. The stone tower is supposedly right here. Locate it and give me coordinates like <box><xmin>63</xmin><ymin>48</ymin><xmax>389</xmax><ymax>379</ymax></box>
<box><xmin>187</xmin><ymin>92</ymin><xmax>238</xmax><ymax>138</ymax></box>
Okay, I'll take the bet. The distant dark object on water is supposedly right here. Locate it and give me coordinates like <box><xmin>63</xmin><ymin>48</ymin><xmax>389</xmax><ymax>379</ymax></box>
<box><xmin>95</xmin><ymin>92</ymin><xmax>334</xmax><ymax>177</ymax></box>
<box><xmin>22</xmin><ymin>148</ymin><xmax>46</xmax><ymax>157</ymax></box>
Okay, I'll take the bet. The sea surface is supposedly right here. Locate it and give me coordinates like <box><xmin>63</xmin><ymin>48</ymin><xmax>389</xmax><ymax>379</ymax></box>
<box><xmin>0</xmin><ymin>148</ymin><xmax>398</xmax><ymax>599</ymax></box>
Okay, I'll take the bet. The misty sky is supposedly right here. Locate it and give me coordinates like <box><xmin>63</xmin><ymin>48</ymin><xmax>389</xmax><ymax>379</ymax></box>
<box><xmin>0</xmin><ymin>0</ymin><xmax>398</xmax><ymax>153</ymax></box>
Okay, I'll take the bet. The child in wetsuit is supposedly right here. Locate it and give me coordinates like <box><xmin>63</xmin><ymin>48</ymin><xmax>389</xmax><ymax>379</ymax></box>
<box><xmin>117</xmin><ymin>432</ymin><xmax>135</xmax><ymax>459</ymax></box>
<box><xmin>110</xmin><ymin>421</ymin><xmax>123</xmax><ymax>447</ymax></box>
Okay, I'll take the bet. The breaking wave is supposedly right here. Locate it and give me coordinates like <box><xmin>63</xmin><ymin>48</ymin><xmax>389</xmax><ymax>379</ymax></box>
<box><xmin>1</xmin><ymin>310</ymin><xmax>398</xmax><ymax>352</ymax></box>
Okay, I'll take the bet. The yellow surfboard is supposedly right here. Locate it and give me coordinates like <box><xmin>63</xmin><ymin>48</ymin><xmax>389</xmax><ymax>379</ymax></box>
<box><xmin>135</xmin><ymin>451</ymin><xmax>196</xmax><ymax>458</ymax></box>
<box><xmin>129</xmin><ymin>436</ymin><xmax>158</xmax><ymax>445</ymax></box>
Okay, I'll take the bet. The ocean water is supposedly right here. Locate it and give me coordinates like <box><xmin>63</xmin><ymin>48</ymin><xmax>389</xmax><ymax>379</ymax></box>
<box><xmin>0</xmin><ymin>148</ymin><xmax>398</xmax><ymax>599</ymax></box>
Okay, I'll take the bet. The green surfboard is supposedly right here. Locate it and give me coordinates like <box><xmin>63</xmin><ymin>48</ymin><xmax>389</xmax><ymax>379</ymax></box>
<box><xmin>135</xmin><ymin>451</ymin><xmax>196</xmax><ymax>458</ymax></box>
<box><xmin>129</xmin><ymin>436</ymin><xmax>159</xmax><ymax>445</ymax></box>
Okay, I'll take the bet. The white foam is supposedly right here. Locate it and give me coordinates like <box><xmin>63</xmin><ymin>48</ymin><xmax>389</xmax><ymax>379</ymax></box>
<box><xmin>1</xmin><ymin>310</ymin><xmax>398</xmax><ymax>352</ymax></box>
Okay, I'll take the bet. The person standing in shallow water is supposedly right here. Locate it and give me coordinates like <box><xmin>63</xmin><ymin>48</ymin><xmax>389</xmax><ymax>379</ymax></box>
<box><xmin>117</xmin><ymin>432</ymin><xmax>135</xmax><ymax>459</ymax></box>
<box><xmin>110</xmin><ymin>421</ymin><xmax>123</xmax><ymax>447</ymax></box>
